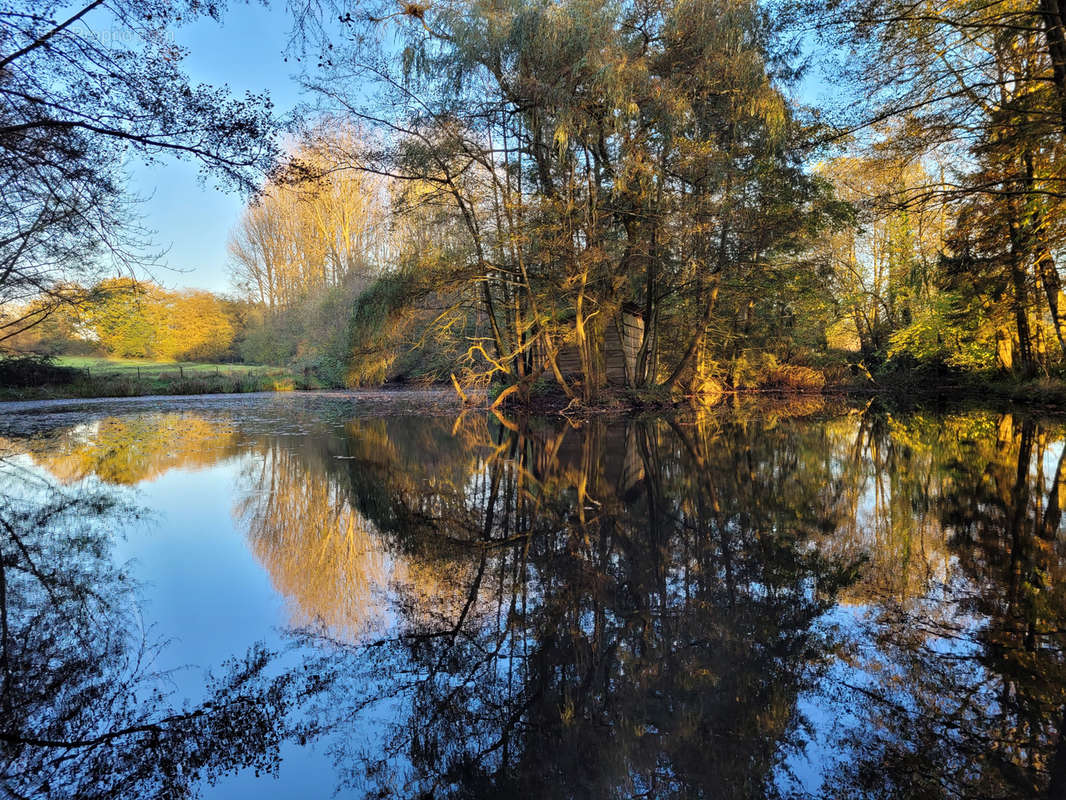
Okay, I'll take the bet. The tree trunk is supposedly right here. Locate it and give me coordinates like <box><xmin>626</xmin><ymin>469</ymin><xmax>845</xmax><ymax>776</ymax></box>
<box><xmin>662</xmin><ymin>283</ymin><xmax>719</xmax><ymax>392</ymax></box>
<box><xmin>1041</xmin><ymin>0</ymin><xmax>1066</xmax><ymax>137</ymax></box>
<box><xmin>1039</xmin><ymin>244</ymin><xmax>1066</xmax><ymax>357</ymax></box>
<box><xmin>1008</xmin><ymin>216</ymin><xmax>1035</xmax><ymax>374</ymax></box>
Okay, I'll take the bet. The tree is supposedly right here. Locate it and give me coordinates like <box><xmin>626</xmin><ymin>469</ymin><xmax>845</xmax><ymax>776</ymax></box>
<box><xmin>83</xmin><ymin>278</ymin><xmax>237</xmax><ymax>361</ymax></box>
<box><xmin>0</xmin><ymin>283</ymin><xmax>99</xmax><ymax>354</ymax></box>
<box><xmin>0</xmin><ymin>461</ymin><xmax>333</xmax><ymax>800</ymax></box>
<box><xmin>0</xmin><ymin>0</ymin><xmax>277</xmax><ymax>349</ymax></box>
<box><xmin>84</xmin><ymin>278</ymin><xmax>157</xmax><ymax>358</ymax></box>
<box><xmin>158</xmin><ymin>290</ymin><xmax>236</xmax><ymax>361</ymax></box>
<box><xmin>228</xmin><ymin>121</ymin><xmax>388</xmax><ymax>311</ymax></box>
<box><xmin>817</xmin><ymin>152</ymin><xmax>944</xmax><ymax>361</ymax></box>
<box><xmin>292</xmin><ymin>0</ymin><xmax>840</xmax><ymax>401</ymax></box>
<box><xmin>807</xmin><ymin>0</ymin><xmax>1066</xmax><ymax>375</ymax></box>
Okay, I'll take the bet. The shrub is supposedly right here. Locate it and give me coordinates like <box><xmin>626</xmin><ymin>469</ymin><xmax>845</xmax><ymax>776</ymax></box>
<box><xmin>760</xmin><ymin>364</ymin><xmax>826</xmax><ymax>391</ymax></box>
<box><xmin>0</xmin><ymin>354</ymin><xmax>78</xmax><ymax>387</ymax></box>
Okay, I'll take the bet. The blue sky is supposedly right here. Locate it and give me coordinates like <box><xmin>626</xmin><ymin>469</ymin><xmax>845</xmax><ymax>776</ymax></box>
<box><xmin>128</xmin><ymin>1</ymin><xmax>305</xmax><ymax>294</ymax></box>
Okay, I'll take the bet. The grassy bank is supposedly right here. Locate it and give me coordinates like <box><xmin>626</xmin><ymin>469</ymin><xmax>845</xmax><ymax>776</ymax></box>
<box><xmin>7</xmin><ymin>353</ymin><xmax>1066</xmax><ymax>411</ymax></box>
<box><xmin>0</xmin><ymin>356</ymin><xmax>307</xmax><ymax>401</ymax></box>
<box><xmin>54</xmin><ymin>356</ymin><xmax>274</xmax><ymax>378</ymax></box>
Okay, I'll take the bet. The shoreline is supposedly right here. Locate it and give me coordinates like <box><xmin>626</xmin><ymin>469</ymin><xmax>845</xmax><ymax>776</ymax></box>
<box><xmin>2</xmin><ymin>377</ymin><xmax>1065</xmax><ymax>419</ymax></box>
<box><xmin>0</xmin><ymin>386</ymin><xmax>462</xmax><ymax>413</ymax></box>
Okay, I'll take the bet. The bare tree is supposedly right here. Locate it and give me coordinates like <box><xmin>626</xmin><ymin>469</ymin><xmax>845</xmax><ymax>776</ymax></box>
<box><xmin>228</xmin><ymin>120</ymin><xmax>389</xmax><ymax>310</ymax></box>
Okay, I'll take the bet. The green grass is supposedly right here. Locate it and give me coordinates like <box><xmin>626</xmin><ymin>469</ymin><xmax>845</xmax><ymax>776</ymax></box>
<box><xmin>53</xmin><ymin>356</ymin><xmax>275</xmax><ymax>378</ymax></box>
<box><xmin>0</xmin><ymin>356</ymin><xmax>310</xmax><ymax>401</ymax></box>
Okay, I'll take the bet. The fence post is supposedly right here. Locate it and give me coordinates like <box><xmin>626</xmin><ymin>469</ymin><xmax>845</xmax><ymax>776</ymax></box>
<box><xmin>179</xmin><ymin>365</ymin><xmax>183</xmax><ymax>378</ymax></box>
<box><xmin>86</xmin><ymin>367</ymin><xmax>90</xmax><ymax>380</ymax></box>
<box><xmin>137</xmin><ymin>367</ymin><xmax>140</xmax><ymax>380</ymax></box>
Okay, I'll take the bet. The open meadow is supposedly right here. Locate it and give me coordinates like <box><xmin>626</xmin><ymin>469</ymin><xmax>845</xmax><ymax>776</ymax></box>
<box><xmin>54</xmin><ymin>356</ymin><xmax>279</xmax><ymax>379</ymax></box>
<box><xmin>0</xmin><ymin>356</ymin><xmax>300</xmax><ymax>401</ymax></box>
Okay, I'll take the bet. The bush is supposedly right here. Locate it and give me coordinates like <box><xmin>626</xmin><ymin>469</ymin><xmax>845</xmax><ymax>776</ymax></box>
<box><xmin>0</xmin><ymin>354</ymin><xmax>78</xmax><ymax>387</ymax></box>
<box><xmin>238</xmin><ymin>278</ymin><xmax>371</xmax><ymax>387</ymax></box>
<box><xmin>760</xmin><ymin>364</ymin><xmax>826</xmax><ymax>391</ymax></box>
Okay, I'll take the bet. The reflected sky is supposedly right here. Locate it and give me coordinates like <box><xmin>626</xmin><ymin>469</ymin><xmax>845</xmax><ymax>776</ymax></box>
<box><xmin>2</xmin><ymin>392</ymin><xmax>1066</xmax><ymax>799</ymax></box>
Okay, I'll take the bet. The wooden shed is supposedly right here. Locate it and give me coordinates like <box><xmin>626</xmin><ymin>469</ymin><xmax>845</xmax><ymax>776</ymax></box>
<box><xmin>550</xmin><ymin>307</ymin><xmax>645</xmax><ymax>386</ymax></box>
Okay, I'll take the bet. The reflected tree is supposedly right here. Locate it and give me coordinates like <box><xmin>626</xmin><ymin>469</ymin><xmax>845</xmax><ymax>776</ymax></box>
<box><xmin>820</xmin><ymin>411</ymin><xmax>1066</xmax><ymax>799</ymax></box>
<box><xmin>309</xmin><ymin>409</ymin><xmax>863</xmax><ymax>799</ymax></box>
<box><xmin>236</xmin><ymin>442</ymin><xmax>396</xmax><ymax>639</ymax></box>
<box><xmin>13</xmin><ymin>400</ymin><xmax>1066</xmax><ymax>797</ymax></box>
<box><xmin>0</xmin><ymin>458</ymin><xmax>332</xmax><ymax>800</ymax></box>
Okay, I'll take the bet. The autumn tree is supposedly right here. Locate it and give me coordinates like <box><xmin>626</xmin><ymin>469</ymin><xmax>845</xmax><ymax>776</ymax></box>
<box><xmin>85</xmin><ymin>278</ymin><xmax>158</xmax><ymax>358</ymax></box>
<box><xmin>0</xmin><ymin>284</ymin><xmax>100</xmax><ymax>354</ymax></box>
<box><xmin>228</xmin><ymin>122</ymin><xmax>388</xmax><ymax>311</ymax></box>
<box><xmin>816</xmin><ymin>152</ymin><xmax>946</xmax><ymax>361</ymax></box>
<box><xmin>808</xmin><ymin>0</ymin><xmax>1066</xmax><ymax>375</ymax></box>
<box><xmin>291</xmin><ymin>0</ymin><xmax>839</xmax><ymax>400</ymax></box>
<box><xmin>84</xmin><ymin>278</ymin><xmax>237</xmax><ymax>360</ymax></box>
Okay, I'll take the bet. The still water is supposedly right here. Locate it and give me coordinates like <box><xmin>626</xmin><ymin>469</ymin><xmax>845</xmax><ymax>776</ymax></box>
<box><xmin>1</xmin><ymin>391</ymin><xmax>1065</xmax><ymax>799</ymax></box>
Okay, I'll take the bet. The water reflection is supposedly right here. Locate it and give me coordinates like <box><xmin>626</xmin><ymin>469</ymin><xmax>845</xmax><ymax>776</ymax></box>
<box><xmin>21</xmin><ymin>413</ymin><xmax>243</xmax><ymax>484</ymax></box>
<box><xmin>237</xmin><ymin>444</ymin><xmax>396</xmax><ymax>638</ymax></box>
<box><xmin>0</xmin><ymin>459</ymin><xmax>329</xmax><ymax>800</ymax></box>
<box><xmin>823</xmin><ymin>412</ymin><xmax>1066</xmax><ymax>799</ymax></box>
<box><xmin>3</xmin><ymin>398</ymin><xmax>1066</xmax><ymax>797</ymax></box>
<box><xmin>319</xmin><ymin>408</ymin><xmax>861</xmax><ymax>799</ymax></box>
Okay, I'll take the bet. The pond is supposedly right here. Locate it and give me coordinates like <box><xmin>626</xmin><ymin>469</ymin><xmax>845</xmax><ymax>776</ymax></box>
<box><xmin>1</xmin><ymin>391</ymin><xmax>1065</xmax><ymax>799</ymax></box>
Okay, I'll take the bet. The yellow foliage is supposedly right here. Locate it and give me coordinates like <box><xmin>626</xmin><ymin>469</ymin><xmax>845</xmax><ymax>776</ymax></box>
<box><xmin>26</xmin><ymin>414</ymin><xmax>240</xmax><ymax>485</ymax></box>
<box><xmin>238</xmin><ymin>448</ymin><xmax>398</xmax><ymax>640</ymax></box>
<box><xmin>86</xmin><ymin>279</ymin><xmax>236</xmax><ymax>362</ymax></box>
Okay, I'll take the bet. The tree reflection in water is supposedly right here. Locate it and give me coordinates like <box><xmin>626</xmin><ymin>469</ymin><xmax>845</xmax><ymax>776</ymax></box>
<box><xmin>0</xmin><ymin>454</ymin><xmax>331</xmax><ymax>800</ymax></box>
<box><xmin>820</xmin><ymin>412</ymin><xmax>1066</xmax><ymax>799</ymax></box>
<box><xmin>6</xmin><ymin>399</ymin><xmax>1066</xmax><ymax>798</ymax></box>
<box><xmin>308</xmin><ymin>408</ymin><xmax>863</xmax><ymax>799</ymax></box>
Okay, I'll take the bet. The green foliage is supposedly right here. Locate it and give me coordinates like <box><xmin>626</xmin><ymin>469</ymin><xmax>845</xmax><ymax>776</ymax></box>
<box><xmin>240</xmin><ymin>277</ymin><xmax>372</xmax><ymax>387</ymax></box>
<box><xmin>88</xmin><ymin>279</ymin><xmax>157</xmax><ymax>358</ymax></box>
<box><xmin>80</xmin><ymin>279</ymin><xmax>240</xmax><ymax>362</ymax></box>
<box><xmin>0</xmin><ymin>359</ymin><xmax>296</xmax><ymax>401</ymax></box>
<box><xmin>282</xmin><ymin>0</ymin><xmax>846</xmax><ymax>401</ymax></box>
<box><xmin>888</xmin><ymin>293</ymin><xmax>998</xmax><ymax>371</ymax></box>
<box><xmin>345</xmin><ymin>272</ymin><xmax>429</xmax><ymax>386</ymax></box>
<box><xmin>212</xmin><ymin>0</ymin><xmax>1066</xmax><ymax>398</ymax></box>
